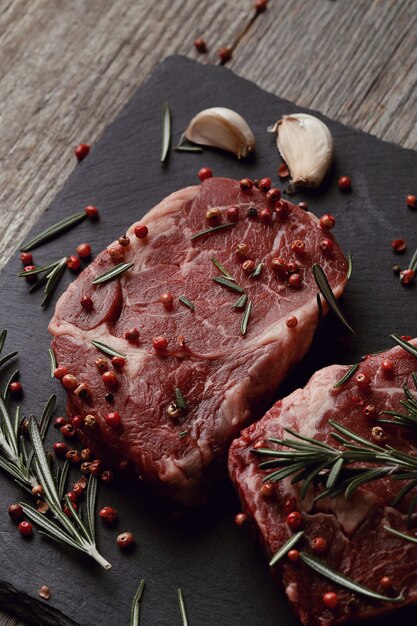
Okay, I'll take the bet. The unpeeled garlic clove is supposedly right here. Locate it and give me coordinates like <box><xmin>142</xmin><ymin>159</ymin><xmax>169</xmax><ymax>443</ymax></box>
<box><xmin>184</xmin><ymin>107</ymin><xmax>255</xmax><ymax>159</ymax></box>
<box><xmin>271</xmin><ymin>113</ymin><xmax>334</xmax><ymax>188</ymax></box>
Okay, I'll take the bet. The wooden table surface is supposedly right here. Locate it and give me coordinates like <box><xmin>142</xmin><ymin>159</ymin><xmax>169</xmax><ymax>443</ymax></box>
<box><xmin>0</xmin><ymin>0</ymin><xmax>416</xmax><ymax>624</ymax></box>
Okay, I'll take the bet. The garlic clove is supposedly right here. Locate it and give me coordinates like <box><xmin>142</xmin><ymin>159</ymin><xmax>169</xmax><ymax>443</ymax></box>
<box><xmin>271</xmin><ymin>113</ymin><xmax>333</xmax><ymax>188</ymax></box>
<box><xmin>184</xmin><ymin>107</ymin><xmax>255</xmax><ymax>159</ymax></box>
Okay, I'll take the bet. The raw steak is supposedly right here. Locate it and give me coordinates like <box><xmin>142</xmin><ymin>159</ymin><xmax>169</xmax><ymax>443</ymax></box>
<box><xmin>49</xmin><ymin>177</ymin><xmax>348</xmax><ymax>503</ymax></box>
<box><xmin>229</xmin><ymin>341</ymin><xmax>417</xmax><ymax>624</ymax></box>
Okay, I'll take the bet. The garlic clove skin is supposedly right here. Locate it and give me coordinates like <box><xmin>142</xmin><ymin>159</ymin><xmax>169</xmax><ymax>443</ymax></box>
<box><xmin>184</xmin><ymin>107</ymin><xmax>256</xmax><ymax>159</ymax></box>
<box><xmin>272</xmin><ymin>113</ymin><xmax>334</xmax><ymax>188</ymax></box>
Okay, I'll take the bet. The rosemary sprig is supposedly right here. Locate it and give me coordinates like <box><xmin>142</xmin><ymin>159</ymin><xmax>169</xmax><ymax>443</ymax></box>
<box><xmin>379</xmin><ymin>375</ymin><xmax>417</xmax><ymax>429</ymax></box>
<box><xmin>17</xmin><ymin>260</ymin><xmax>62</xmax><ymax>277</ymax></box>
<box><xmin>191</xmin><ymin>223</ymin><xmax>236</xmax><ymax>241</ymax></box>
<box><xmin>179</xmin><ymin>296</ymin><xmax>195</xmax><ymax>312</ymax></box>
<box><xmin>21</xmin><ymin>212</ymin><xmax>87</xmax><ymax>251</ymax></box>
<box><xmin>391</xmin><ymin>334</ymin><xmax>417</xmax><ymax>359</ymax></box>
<box><xmin>130</xmin><ymin>580</ymin><xmax>145</xmax><ymax>626</ymax></box>
<box><xmin>174</xmin><ymin>145</ymin><xmax>202</xmax><ymax>153</ymax></box>
<box><xmin>333</xmin><ymin>363</ymin><xmax>359</xmax><ymax>389</ymax></box>
<box><xmin>212</xmin><ymin>276</ymin><xmax>244</xmax><ymax>294</ymax></box>
<box><xmin>300</xmin><ymin>552</ymin><xmax>404</xmax><ymax>603</ymax></box>
<box><xmin>408</xmin><ymin>247</ymin><xmax>417</xmax><ymax>272</ymax></box>
<box><xmin>175</xmin><ymin>387</ymin><xmax>187</xmax><ymax>411</ymax></box>
<box><xmin>160</xmin><ymin>102</ymin><xmax>171</xmax><ymax>163</ymax></box>
<box><xmin>211</xmin><ymin>257</ymin><xmax>235</xmax><ymax>281</ymax></box>
<box><xmin>384</xmin><ymin>525</ymin><xmax>417</xmax><ymax>546</ymax></box>
<box><xmin>92</xmin><ymin>262</ymin><xmax>134</xmax><ymax>285</ymax></box>
<box><xmin>253</xmin><ymin>419</ymin><xmax>417</xmax><ymax>512</ymax></box>
<box><xmin>269</xmin><ymin>531</ymin><xmax>304</xmax><ymax>567</ymax></box>
<box><xmin>48</xmin><ymin>347</ymin><xmax>57</xmax><ymax>378</ymax></box>
<box><xmin>41</xmin><ymin>257</ymin><xmax>67</xmax><ymax>308</ymax></box>
<box><xmin>0</xmin><ymin>350</ymin><xmax>17</xmax><ymax>370</ymax></box>
<box><xmin>312</xmin><ymin>264</ymin><xmax>355</xmax><ymax>334</ymax></box>
<box><xmin>241</xmin><ymin>300</ymin><xmax>252</xmax><ymax>336</ymax></box>
<box><xmin>177</xmin><ymin>589</ymin><xmax>189</xmax><ymax>626</ymax></box>
<box><xmin>233</xmin><ymin>294</ymin><xmax>248</xmax><ymax>309</ymax></box>
<box><xmin>250</xmin><ymin>263</ymin><xmax>263</xmax><ymax>278</ymax></box>
<box><xmin>91</xmin><ymin>340</ymin><xmax>127</xmax><ymax>359</ymax></box>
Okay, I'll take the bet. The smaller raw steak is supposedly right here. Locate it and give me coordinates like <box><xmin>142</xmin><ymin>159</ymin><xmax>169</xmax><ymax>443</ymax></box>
<box><xmin>229</xmin><ymin>341</ymin><xmax>417</xmax><ymax>625</ymax></box>
<box><xmin>49</xmin><ymin>178</ymin><xmax>348</xmax><ymax>503</ymax></box>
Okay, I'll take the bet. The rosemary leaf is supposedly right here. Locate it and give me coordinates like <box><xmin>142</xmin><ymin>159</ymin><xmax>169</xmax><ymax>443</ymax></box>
<box><xmin>175</xmin><ymin>387</ymin><xmax>187</xmax><ymax>410</ymax></box>
<box><xmin>130</xmin><ymin>580</ymin><xmax>145</xmax><ymax>626</ymax></box>
<box><xmin>300</xmin><ymin>552</ymin><xmax>404</xmax><ymax>602</ymax></box>
<box><xmin>179</xmin><ymin>431</ymin><xmax>189</xmax><ymax>439</ymax></box>
<box><xmin>347</xmin><ymin>252</ymin><xmax>353</xmax><ymax>279</ymax></box>
<box><xmin>39</xmin><ymin>394</ymin><xmax>57</xmax><ymax>440</ymax></box>
<box><xmin>391</xmin><ymin>334</ymin><xmax>417</xmax><ymax>359</ymax></box>
<box><xmin>0</xmin><ymin>395</ymin><xmax>19</xmax><ymax>458</ymax></box>
<box><xmin>0</xmin><ymin>330</ymin><xmax>6</xmax><ymax>354</ymax></box>
<box><xmin>174</xmin><ymin>145</ymin><xmax>202</xmax><ymax>153</ymax></box>
<box><xmin>233</xmin><ymin>294</ymin><xmax>248</xmax><ymax>310</ymax></box>
<box><xmin>269</xmin><ymin>531</ymin><xmax>304</xmax><ymax>567</ymax></box>
<box><xmin>20</xmin><ymin>503</ymin><xmax>81</xmax><ymax>551</ymax></box>
<box><xmin>160</xmin><ymin>102</ymin><xmax>171</xmax><ymax>163</ymax></box>
<box><xmin>29</xmin><ymin>417</ymin><xmax>61</xmax><ymax>509</ymax></box>
<box><xmin>21</xmin><ymin>212</ymin><xmax>87</xmax><ymax>251</ymax></box>
<box><xmin>41</xmin><ymin>257</ymin><xmax>67</xmax><ymax>308</ymax></box>
<box><xmin>179</xmin><ymin>296</ymin><xmax>195</xmax><ymax>312</ymax></box>
<box><xmin>48</xmin><ymin>347</ymin><xmax>57</xmax><ymax>378</ymax></box>
<box><xmin>250</xmin><ymin>263</ymin><xmax>263</xmax><ymax>278</ymax></box>
<box><xmin>91</xmin><ymin>340</ymin><xmax>127</xmax><ymax>359</ymax></box>
<box><xmin>409</xmin><ymin>247</ymin><xmax>417</xmax><ymax>272</ymax></box>
<box><xmin>58</xmin><ymin>460</ymin><xmax>70</xmax><ymax>500</ymax></box>
<box><xmin>29</xmin><ymin>274</ymin><xmax>48</xmax><ymax>293</ymax></box>
<box><xmin>92</xmin><ymin>262</ymin><xmax>134</xmax><ymax>285</ymax></box>
<box><xmin>241</xmin><ymin>300</ymin><xmax>252</xmax><ymax>336</ymax></box>
<box><xmin>326</xmin><ymin>457</ymin><xmax>344</xmax><ymax>489</ymax></box>
<box><xmin>86</xmin><ymin>474</ymin><xmax>98</xmax><ymax>542</ymax></box>
<box><xmin>333</xmin><ymin>363</ymin><xmax>360</xmax><ymax>389</ymax></box>
<box><xmin>211</xmin><ymin>257</ymin><xmax>235</xmax><ymax>280</ymax></box>
<box><xmin>191</xmin><ymin>223</ymin><xmax>236</xmax><ymax>241</ymax></box>
<box><xmin>17</xmin><ymin>260</ymin><xmax>61</xmax><ymax>277</ymax></box>
<box><xmin>0</xmin><ymin>351</ymin><xmax>17</xmax><ymax>370</ymax></box>
<box><xmin>312</xmin><ymin>264</ymin><xmax>355</xmax><ymax>334</ymax></box>
<box><xmin>177</xmin><ymin>589</ymin><xmax>189</xmax><ymax>626</ymax></box>
<box><xmin>212</xmin><ymin>276</ymin><xmax>244</xmax><ymax>294</ymax></box>
<box><xmin>384</xmin><ymin>525</ymin><xmax>417</xmax><ymax>545</ymax></box>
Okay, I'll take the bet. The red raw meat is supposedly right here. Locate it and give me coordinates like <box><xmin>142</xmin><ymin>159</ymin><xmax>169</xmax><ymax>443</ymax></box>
<box><xmin>49</xmin><ymin>177</ymin><xmax>348</xmax><ymax>503</ymax></box>
<box><xmin>229</xmin><ymin>341</ymin><xmax>417</xmax><ymax>624</ymax></box>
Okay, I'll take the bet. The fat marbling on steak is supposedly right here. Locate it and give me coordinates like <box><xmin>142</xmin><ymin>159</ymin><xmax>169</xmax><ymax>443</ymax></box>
<box><xmin>49</xmin><ymin>177</ymin><xmax>348</xmax><ymax>503</ymax></box>
<box><xmin>229</xmin><ymin>341</ymin><xmax>417</xmax><ymax>625</ymax></box>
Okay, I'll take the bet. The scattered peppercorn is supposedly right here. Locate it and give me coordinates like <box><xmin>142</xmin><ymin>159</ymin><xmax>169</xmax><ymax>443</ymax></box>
<box><xmin>105</xmin><ymin>411</ymin><xmax>122</xmax><ymax>428</ymax></box>
<box><xmin>240</xmin><ymin>178</ymin><xmax>253</xmax><ymax>192</ymax></box>
<box><xmin>167</xmin><ymin>402</ymin><xmax>181</xmax><ymax>419</ymax></box>
<box><xmin>266</xmin><ymin>188</ymin><xmax>281</xmax><ymax>203</ymax></box>
<box><xmin>236</xmin><ymin>242</ymin><xmax>249</xmax><ymax>257</ymax></box>
<box><xmin>392</xmin><ymin>265</ymin><xmax>402</xmax><ymax>275</ymax></box>
<box><xmin>153</xmin><ymin>336</ymin><xmax>168</xmax><ymax>351</ymax></box>
<box><xmin>194</xmin><ymin>37</ymin><xmax>207</xmax><ymax>53</ymax></box>
<box><xmin>23</xmin><ymin>265</ymin><xmax>37</xmax><ymax>283</ymax></box>
<box><xmin>291</xmin><ymin>240</ymin><xmax>305</xmax><ymax>255</ymax></box>
<box><xmin>392</xmin><ymin>239</ymin><xmax>406</xmax><ymax>253</ymax></box>
<box><xmin>338</xmin><ymin>175</ymin><xmax>351</xmax><ymax>190</ymax></box>
<box><xmin>101</xmin><ymin>470</ymin><xmax>114</xmax><ymax>484</ymax></box>
<box><xmin>89</xmin><ymin>459</ymin><xmax>102</xmax><ymax>476</ymax></box>
<box><xmin>18</xmin><ymin>521</ymin><xmax>33</xmax><ymax>537</ymax></box>
<box><xmin>320</xmin><ymin>239</ymin><xmax>334</xmax><ymax>255</ymax></box>
<box><xmin>206</xmin><ymin>207</ymin><xmax>221</xmax><ymax>222</ymax></box>
<box><xmin>218</xmin><ymin>46</ymin><xmax>232</xmax><ymax>63</ymax></box>
<box><xmin>259</xmin><ymin>177</ymin><xmax>271</xmax><ymax>193</ymax></box>
<box><xmin>260</xmin><ymin>482</ymin><xmax>274</xmax><ymax>498</ymax></box>
<box><xmin>254</xmin><ymin>0</ymin><xmax>268</xmax><ymax>13</ymax></box>
<box><xmin>363</xmin><ymin>404</ymin><xmax>377</xmax><ymax>419</ymax></box>
<box><xmin>298</xmin><ymin>201</ymin><xmax>308</xmax><ymax>211</ymax></box>
<box><xmin>111</xmin><ymin>356</ymin><xmax>125</xmax><ymax>370</ymax></box>
<box><xmin>61</xmin><ymin>374</ymin><xmax>78</xmax><ymax>391</ymax></box>
<box><xmin>227</xmin><ymin>206</ymin><xmax>239</xmax><ymax>222</ymax></box>
<box><xmin>99</xmin><ymin>506</ymin><xmax>117</xmax><ymax>524</ymax></box>
<box><xmin>118</xmin><ymin>235</ymin><xmax>130</xmax><ymax>248</ymax></box>
<box><xmin>320</xmin><ymin>214</ymin><xmax>335</xmax><ymax>230</ymax></box>
<box><xmin>53</xmin><ymin>442</ymin><xmax>69</xmax><ymax>459</ymax></box>
<box><xmin>74</xmin><ymin>143</ymin><xmax>90</xmax><ymax>161</ymax></box>
<box><xmin>20</xmin><ymin>252</ymin><xmax>33</xmax><ymax>266</ymax></box>
<box><xmin>9</xmin><ymin>381</ymin><xmax>23</xmax><ymax>398</ymax></box>
<box><xmin>60</xmin><ymin>424</ymin><xmax>76</xmax><ymax>439</ymax></box>
<box><xmin>284</xmin><ymin>497</ymin><xmax>297</xmax><ymax>514</ymax></box>
<box><xmin>286</xmin><ymin>316</ymin><xmax>298</xmax><ymax>328</ymax></box>
<box><xmin>286</xmin><ymin>511</ymin><xmax>303</xmax><ymax>530</ymax></box>
<box><xmin>84</xmin><ymin>205</ymin><xmax>99</xmax><ymax>219</ymax></box>
<box><xmin>66</xmin><ymin>255</ymin><xmax>81</xmax><ymax>271</ymax></box>
<box><xmin>381</xmin><ymin>360</ymin><xmax>394</xmax><ymax>377</ymax></box>
<box><xmin>95</xmin><ymin>357</ymin><xmax>108</xmax><ymax>372</ymax></box>
<box><xmin>322</xmin><ymin>592</ymin><xmax>339</xmax><ymax>609</ymax></box>
<box><xmin>80</xmin><ymin>295</ymin><xmax>93</xmax><ymax>311</ymax></box>
<box><xmin>8</xmin><ymin>504</ymin><xmax>24</xmax><ymax>521</ymax></box>
<box><xmin>66</xmin><ymin>450</ymin><xmax>81</xmax><ymax>464</ymax></box>
<box><xmin>400</xmin><ymin>269</ymin><xmax>415</xmax><ymax>285</ymax></box>
<box><xmin>38</xmin><ymin>585</ymin><xmax>51</xmax><ymax>601</ymax></box>
<box><xmin>81</xmin><ymin>462</ymin><xmax>92</xmax><ymax>474</ymax></box>
<box><xmin>117</xmin><ymin>531</ymin><xmax>134</xmax><ymax>550</ymax></box>
<box><xmin>102</xmin><ymin>371</ymin><xmax>118</xmax><ymax>388</ymax></box>
<box><xmin>372</xmin><ymin>426</ymin><xmax>387</xmax><ymax>443</ymax></box>
<box><xmin>242</xmin><ymin>260</ymin><xmax>256</xmax><ymax>275</ymax></box>
<box><xmin>271</xmin><ymin>257</ymin><xmax>288</xmax><ymax>278</ymax></box>
<box><xmin>275</xmin><ymin>200</ymin><xmax>289</xmax><ymax>220</ymax></box>
<box><xmin>108</xmin><ymin>244</ymin><xmax>125</xmax><ymax>262</ymax></box>
<box><xmin>105</xmin><ymin>392</ymin><xmax>114</xmax><ymax>403</ymax></box>
<box><xmin>287</xmin><ymin>549</ymin><xmax>300</xmax><ymax>562</ymax></box>
<box><xmin>63</xmin><ymin>502</ymin><xmax>78</xmax><ymax>517</ymax></box>
<box><xmin>53</xmin><ymin>366</ymin><xmax>68</xmax><ymax>380</ymax></box>
<box><xmin>259</xmin><ymin>208</ymin><xmax>272</xmax><ymax>224</ymax></box>
<box><xmin>160</xmin><ymin>292</ymin><xmax>174</xmax><ymax>311</ymax></box>
<box><xmin>288</xmin><ymin>273</ymin><xmax>302</xmax><ymax>289</ymax></box>
<box><xmin>198</xmin><ymin>167</ymin><xmax>213</xmax><ymax>181</ymax></box>
<box><xmin>76</xmin><ymin>243</ymin><xmax>91</xmax><ymax>260</ymax></box>
<box><xmin>234</xmin><ymin>512</ymin><xmax>247</xmax><ymax>526</ymax></box>
<box><xmin>380</xmin><ymin>576</ymin><xmax>392</xmax><ymax>590</ymax></box>
<box><xmin>355</xmin><ymin>372</ymin><xmax>371</xmax><ymax>389</ymax></box>
<box><xmin>134</xmin><ymin>225</ymin><xmax>148</xmax><ymax>239</ymax></box>
<box><xmin>406</xmin><ymin>194</ymin><xmax>417</xmax><ymax>210</ymax></box>
<box><xmin>71</xmin><ymin>415</ymin><xmax>84</xmax><ymax>428</ymax></box>
<box><xmin>278</xmin><ymin>163</ymin><xmax>290</xmax><ymax>178</ymax></box>
<box><xmin>311</xmin><ymin>537</ymin><xmax>327</xmax><ymax>553</ymax></box>
<box><xmin>125</xmin><ymin>328</ymin><xmax>140</xmax><ymax>342</ymax></box>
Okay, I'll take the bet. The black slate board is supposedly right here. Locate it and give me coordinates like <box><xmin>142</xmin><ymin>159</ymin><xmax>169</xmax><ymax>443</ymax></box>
<box><xmin>1</xmin><ymin>55</ymin><xmax>417</xmax><ymax>626</ymax></box>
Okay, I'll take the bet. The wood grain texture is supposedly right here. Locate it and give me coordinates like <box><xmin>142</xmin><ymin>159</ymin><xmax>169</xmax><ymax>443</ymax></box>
<box><xmin>0</xmin><ymin>0</ymin><xmax>416</xmax><ymax>624</ymax></box>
